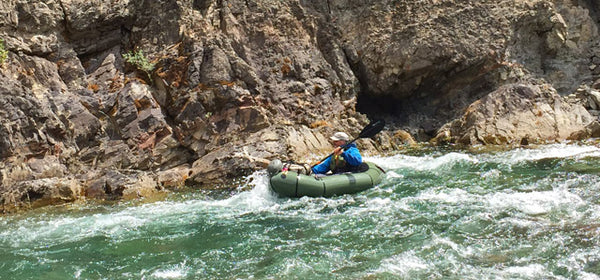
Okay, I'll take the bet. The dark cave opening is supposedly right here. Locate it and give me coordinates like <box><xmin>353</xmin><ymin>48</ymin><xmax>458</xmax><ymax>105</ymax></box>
<box><xmin>355</xmin><ymin>80</ymin><xmax>494</xmax><ymax>141</ymax></box>
<box><xmin>356</xmin><ymin>93</ymin><xmax>400</xmax><ymax>120</ymax></box>
<box><xmin>355</xmin><ymin>92</ymin><xmax>442</xmax><ymax>141</ymax></box>
<box><xmin>354</xmin><ymin>62</ymin><xmax>502</xmax><ymax>142</ymax></box>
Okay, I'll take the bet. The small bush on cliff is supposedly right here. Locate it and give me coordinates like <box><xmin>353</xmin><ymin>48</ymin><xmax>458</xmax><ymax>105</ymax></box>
<box><xmin>122</xmin><ymin>50</ymin><xmax>156</xmax><ymax>80</ymax></box>
<box><xmin>0</xmin><ymin>39</ymin><xmax>8</xmax><ymax>65</ymax></box>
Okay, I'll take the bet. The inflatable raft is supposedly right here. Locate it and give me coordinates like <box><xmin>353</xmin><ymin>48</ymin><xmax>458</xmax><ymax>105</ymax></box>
<box><xmin>267</xmin><ymin>161</ymin><xmax>386</xmax><ymax>198</ymax></box>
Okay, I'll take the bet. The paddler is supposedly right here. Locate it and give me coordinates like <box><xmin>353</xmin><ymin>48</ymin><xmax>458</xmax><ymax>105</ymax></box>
<box><xmin>311</xmin><ymin>132</ymin><xmax>363</xmax><ymax>175</ymax></box>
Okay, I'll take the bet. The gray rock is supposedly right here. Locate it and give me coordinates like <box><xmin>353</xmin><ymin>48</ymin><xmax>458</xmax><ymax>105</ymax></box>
<box><xmin>1</xmin><ymin>177</ymin><xmax>83</xmax><ymax>212</ymax></box>
<box><xmin>433</xmin><ymin>84</ymin><xmax>593</xmax><ymax>145</ymax></box>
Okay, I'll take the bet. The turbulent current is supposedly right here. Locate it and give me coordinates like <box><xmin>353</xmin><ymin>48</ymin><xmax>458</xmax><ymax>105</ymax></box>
<box><xmin>2</xmin><ymin>143</ymin><xmax>600</xmax><ymax>279</ymax></box>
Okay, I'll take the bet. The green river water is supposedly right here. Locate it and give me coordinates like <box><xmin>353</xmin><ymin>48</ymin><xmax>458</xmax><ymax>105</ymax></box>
<box><xmin>2</xmin><ymin>143</ymin><xmax>600</xmax><ymax>279</ymax></box>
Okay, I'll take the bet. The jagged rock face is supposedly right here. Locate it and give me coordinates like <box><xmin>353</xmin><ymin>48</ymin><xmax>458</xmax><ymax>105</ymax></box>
<box><xmin>323</xmin><ymin>0</ymin><xmax>599</xmax><ymax>138</ymax></box>
<box><xmin>0</xmin><ymin>0</ymin><xmax>599</xmax><ymax>211</ymax></box>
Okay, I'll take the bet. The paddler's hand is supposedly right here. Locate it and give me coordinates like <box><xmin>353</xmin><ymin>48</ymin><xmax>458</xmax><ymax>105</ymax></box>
<box><xmin>333</xmin><ymin>147</ymin><xmax>344</xmax><ymax>156</ymax></box>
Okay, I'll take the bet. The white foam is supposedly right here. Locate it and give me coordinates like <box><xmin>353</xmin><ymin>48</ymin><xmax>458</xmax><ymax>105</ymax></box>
<box><xmin>150</xmin><ymin>262</ymin><xmax>190</xmax><ymax>279</ymax></box>
<box><xmin>486</xmin><ymin>189</ymin><xmax>584</xmax><ymax>216</ymax></box>
<box><xmin>417</xmin><ymin>182</ymin><xmax>585</xmax><ymax>217</ymax></box>
<box><xmin>385</xmin><ymin>170</ymin><xmax>404</xmax><ymax>179</ymax></box>
<box><xmin>210</xmin><ymin>170</ymin><xmax>278</xmax><ymax>210</ymax></box>
<box><xmin>480</xmin><ymin>169</ymin><xmax>501</xmax><ymax>179</ymax></box>
<box><xmin>418</xmin><ymin>188</ymin><xmax>475</xmax><ymax>205</ymax></box>
<box><xmin>499</xmin><ymin>264</ymin><xmax>549</xmax><ymax>278</ymax></box>
<box><xmin>368</xmin><ymin>144</ymin><xmax>600</xmax><ymax>173</ymax></box>
<box><xmin>376</xmin><ymin>251</ymin><xmax>429</xmax><ymax>277</ymax></box>
<box><xmin>580</xmin><ymin>272</ymin><xmax>600</xmax><ymax>280</ymax></box>
<box><xmin>367</xmin><ymin>152</ymin><xmax>478</xmax><ymax>171</ymax></box>
<box><xmin>485</xmin><ymin>144</ymin><xmax>600</xmax><ymax>165</ymax></box>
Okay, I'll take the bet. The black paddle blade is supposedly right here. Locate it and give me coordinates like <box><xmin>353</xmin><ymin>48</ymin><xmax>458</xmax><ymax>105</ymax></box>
<box><xmin>358</xmin><ymin>119</ymin><xmax>385</xmax><ymax>138</ymax></box>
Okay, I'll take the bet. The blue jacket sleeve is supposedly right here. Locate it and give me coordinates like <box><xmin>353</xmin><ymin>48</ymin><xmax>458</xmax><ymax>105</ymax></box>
<box><xmin>342</xmin><ymin>145</ymin><xmax>362</xmax><ymax>166</ymax></box>
<box><xmin>311</xmin><ymin>156</ymin><xmax>332</xmax><ymax>174</ymax></box>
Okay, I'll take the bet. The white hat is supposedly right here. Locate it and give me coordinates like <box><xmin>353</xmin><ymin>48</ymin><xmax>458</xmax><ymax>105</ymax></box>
<box><xmin>330</xmin><ymin>132</ymin><xmax>349</xmax><ymax>141</ymax></box>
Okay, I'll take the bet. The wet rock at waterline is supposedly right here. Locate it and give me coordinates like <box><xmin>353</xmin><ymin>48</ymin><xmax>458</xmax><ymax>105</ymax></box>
<box><xmin>433</xmin><ymin>83</ymin><xmax>594</xmax><ymax>145</ymax></box>
<box><xmin>1</xmin><ymin>0</ymin><xmax>600</xmax><ymax>211</ymax></box>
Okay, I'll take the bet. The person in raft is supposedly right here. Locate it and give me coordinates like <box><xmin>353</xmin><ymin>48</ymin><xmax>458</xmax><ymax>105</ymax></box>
<box><xmin>311</xmin><ymin>132</ymin><xmax>363</xmax><ymax>175</ymax></box>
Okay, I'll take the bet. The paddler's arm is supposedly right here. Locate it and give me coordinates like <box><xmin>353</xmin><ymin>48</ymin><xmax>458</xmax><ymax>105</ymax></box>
<box><xmin>311</xmin><ymin>156</ymin><xmax>332</xmax><ymax>175</ymax></box>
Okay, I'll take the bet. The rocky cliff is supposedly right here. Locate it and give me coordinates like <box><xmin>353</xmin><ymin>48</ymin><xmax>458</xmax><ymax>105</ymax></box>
<box><xmin>1</xmin><ymin>0</ymin><xmax>599</xmax><ymax>212</ymax></box>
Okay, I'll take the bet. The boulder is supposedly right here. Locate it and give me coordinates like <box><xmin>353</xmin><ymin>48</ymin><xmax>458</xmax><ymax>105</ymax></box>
<box><xmin>83</xmin><ymin>169</ymin><xmax>160</xmax><ymax>200</ymax></box>
<box><xmin>568</xmin><ymin>121</ymin><xmax>600</xmax><ymax>140</ymax></box>
<box><xmin>433</xmin><ymin>83</ymin><xmax>594</xmax><ymax>145</ymax></box>
<box><xmin>1</xmin><ymin>178</ymin><xmax>83</xmax><ymax>213</ymax></box>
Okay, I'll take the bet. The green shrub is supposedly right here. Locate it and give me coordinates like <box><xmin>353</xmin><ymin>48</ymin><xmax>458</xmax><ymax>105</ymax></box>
<box><xmin>122</xmin><ymin>50</ymin><xmax>156</xmax><ymax>79</ymax></box>
<box><xmin>0</xmin><ymin>39</ymin><xmax>8</xmax><ymax>65</ymax></box>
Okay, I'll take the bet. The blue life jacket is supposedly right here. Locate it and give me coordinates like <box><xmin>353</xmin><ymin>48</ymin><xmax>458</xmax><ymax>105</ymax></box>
<box><xmin>311</xmin><ymin>143</ymin><xmax>362</xmax><ymax>175</ymax></box>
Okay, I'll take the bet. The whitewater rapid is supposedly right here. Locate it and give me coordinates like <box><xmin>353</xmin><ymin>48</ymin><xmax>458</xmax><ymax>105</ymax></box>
<box><xmin>1</xmin><ymin>143</ymin><xmax>600</xmax><ymax>279</ymax></box>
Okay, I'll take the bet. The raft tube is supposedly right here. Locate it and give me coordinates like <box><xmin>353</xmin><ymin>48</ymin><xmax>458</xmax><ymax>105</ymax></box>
<box><xmin>268</xmin><ymin>162</ymin><xmax>386</xmax><ymax>198</ymax></box>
